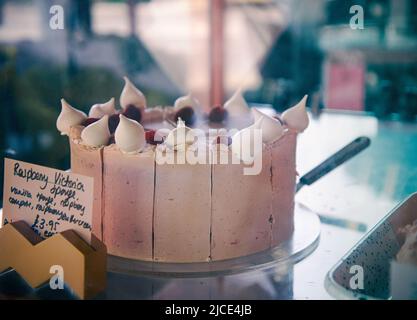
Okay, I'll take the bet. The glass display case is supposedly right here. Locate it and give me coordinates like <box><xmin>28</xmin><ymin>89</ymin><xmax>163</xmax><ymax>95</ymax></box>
<box><xmin>0</xmin><ymin>0</ymin><xmax>416</xmax><ymax>300</ymax></box>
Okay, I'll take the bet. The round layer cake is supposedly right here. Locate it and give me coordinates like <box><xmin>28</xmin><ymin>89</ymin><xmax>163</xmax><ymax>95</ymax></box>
<box><xmin>56</xmin><ymin>77</ymin><xmax>309</xmax><ymax>262</ymax></box>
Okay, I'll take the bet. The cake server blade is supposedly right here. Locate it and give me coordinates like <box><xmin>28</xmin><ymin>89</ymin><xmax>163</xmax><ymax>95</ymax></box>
<box><xmin>295</xmin><ymin>136</ymin><xmax>371</xmax><ymax>232</ymax></box>
<box><xmin>295</xmin><ymin>136</ymin><xmax>371</xmax><ymax>193</ymax></box>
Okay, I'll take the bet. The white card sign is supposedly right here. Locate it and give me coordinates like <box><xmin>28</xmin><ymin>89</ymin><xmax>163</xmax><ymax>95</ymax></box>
<box><xmin>2</xmin><ymin>158</ymin><xmax>94</xmax><ymax>244</ymax></box>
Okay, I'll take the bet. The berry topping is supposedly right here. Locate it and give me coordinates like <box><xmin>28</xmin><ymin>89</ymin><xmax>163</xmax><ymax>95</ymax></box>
<box><xmin>123</xmin><ymin>104</ymin><xmax>142</xmax><ymax>123</ymax></box>
<box><xmin>82</xmin><ymin>117</ymin><xmax>99</xmax><ymax>127</ymax></box>
<box><xmin>216</xmin><ymin>135</ymin><xmax>232</xmax><ymax>146</ymax></box>
<box><xmin>108</xmin><ymin>113</ymin><xmax>120</xmax><ymax>134</ymax></box>
<box><xmin>145</xmin><ymin>129</ymin><xmax>163</xmax><ymax>145</ymax></box>
<box><xmin>209</xmin><ymin>106</ymin><xmax>228</xmax><ymax>123</ymax></box>
<box><xmin>175</xmin><ymin>106</ymin><xmax>195</xmax><ymax>126</ymax></box>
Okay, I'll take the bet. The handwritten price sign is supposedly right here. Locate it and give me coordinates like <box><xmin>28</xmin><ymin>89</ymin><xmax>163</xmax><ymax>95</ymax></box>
<box><xmin>2</xmin><ymin>158</ymin><xmax>94</xmax><ymax>244</ymax></box>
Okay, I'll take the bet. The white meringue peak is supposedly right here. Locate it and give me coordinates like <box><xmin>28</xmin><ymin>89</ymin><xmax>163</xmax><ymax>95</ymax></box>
<box><xmin>165</xmin><ymin>118</ymin><xmax>195</xmax><ymax>150</ymax></box>
<box><xmin>115</xmin><ymin>115</ymin><xmax>146</xmax><ymax>153</ymax></box>
<box><xmin>281</xmin><ymin>95</ymin><xmax>309</xmax><ymax>132</ymax></box>
<box><xmin>224</xmin><ymin>89</ymin><xmax>251</xmax><ymax>116</ymax></box>
<box><xmin>174</xmin><ymin>94</ymin><xmax>200</xmax><ymax>111</ymax></box>
<box><xmin>120</xmin><ymin>76</ymin><xmax>147</xmax><ymax>110</ymax></box>
<box><xmin>81</xmin><ymin>115</ymin><xmax>110</xmax><ymax>148</ymax></box>
<box><xmin>231</xmin><ymin>117</ymin><xmax>264</xmax><ymax>164</ymax></box>
<box><xmin>56</xmin><ymin>99</ymin><xmax>87</xmax><ymax>136</ymax></box>
<box><xmin>252</xmin><ymin>108</ymin><xmax>284</xmax><ymax>143</ymax></box>
<box><xmin>89</xmin><ymin>97</ymin><xmax>116</xmax><ymax>118</ymax></box>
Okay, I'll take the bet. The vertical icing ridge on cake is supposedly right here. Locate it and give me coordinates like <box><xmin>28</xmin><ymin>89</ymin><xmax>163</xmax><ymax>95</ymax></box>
<box><xmin>57</xmin><ymin>78</ymin><xmax>310</xmax><ymax>262</ymax></box>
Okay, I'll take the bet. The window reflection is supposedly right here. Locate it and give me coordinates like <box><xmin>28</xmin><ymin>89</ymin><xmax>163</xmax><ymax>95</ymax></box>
<box><xmin>0</xmin><ymin>0</ymin><xmax>416</xmax><ymax>206</ymax></box>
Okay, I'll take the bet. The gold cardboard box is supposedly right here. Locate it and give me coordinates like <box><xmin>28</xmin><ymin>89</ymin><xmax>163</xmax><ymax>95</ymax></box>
<box><xmin>0</xmin><ymin>221</ymin><xmax>107</xmax><ymax>299</ymax></box>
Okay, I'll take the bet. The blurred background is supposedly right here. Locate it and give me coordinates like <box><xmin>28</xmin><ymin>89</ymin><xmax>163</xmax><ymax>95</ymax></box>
<box><xmin>0</xmin><ymin>0</ymin><xmax>417</xmax><ymax>210</ymax></box>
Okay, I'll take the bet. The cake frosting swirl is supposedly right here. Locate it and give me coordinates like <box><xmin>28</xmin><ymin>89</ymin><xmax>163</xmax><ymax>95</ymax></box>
<box><xmin>89</xmin><ymin>98</ymin><xmax>116</xmax><ymax>118</ymax></box>
<box><xmin>224</xmin><ymin>89</ymin><xmax>251</xmax><ymax>117</ymax></box>
<box><xmin>281</xmin><ymin>95</ymin><xmax>309</xmax><ymax>132</ymax></box>
<box><xmin>56</xmin><ymin>99</ymin><xmax>87</xmax><ymax>136</ymax></box>
<box><xmin>120</xmin><ymin>76</ymin><xmax>147</xmax><ymax>110</ymax></box>
<box><xmin>231</xmin><ymin>117</ymin><xmax>264</xmax><ymax>164</ymax></box>
<box><xmin>165</xmin><ymin>118</ymin><xmax>195</xmax><ymax>151</ymax></box>
<box><xmin>252</xmin><ymin>108</ymin><xmax>284</xmax><ymax>143</ymax></box>
<box><xmin>81</xmin><ymin>115</ymin><xmax>111</xmax><ymax>148</ymax></box>
<box><xmin>115</xmin><ymin>115</ymin><xmax>146</xmax><ymax>153</ymax></box>
<box><xmin>174</xmin><ymin>94</ymin><xmax>201</xmax><ymax>111</ymax></box>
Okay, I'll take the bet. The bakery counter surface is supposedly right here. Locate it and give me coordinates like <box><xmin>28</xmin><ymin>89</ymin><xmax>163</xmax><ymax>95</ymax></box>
<box><xmin>1</xmin><ymin>111</ymin><xmax>416</xmax><ymax>299</ymax></box>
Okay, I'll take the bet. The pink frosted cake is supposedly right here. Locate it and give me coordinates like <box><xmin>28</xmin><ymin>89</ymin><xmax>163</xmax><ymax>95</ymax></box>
<box><xmin>56</xmin><ymin>77</ymin><xmax>309</xmax><ymax>262</ymax></box>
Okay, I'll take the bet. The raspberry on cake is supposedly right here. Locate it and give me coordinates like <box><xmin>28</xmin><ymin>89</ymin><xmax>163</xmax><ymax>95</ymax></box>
<box><xmin>145</xmin><ymin>129</ymin><xmax>162</xmax><ymax>145</ymax></box>
<box><xmin>123</xmin><ymin>104</ymin><xmax>142</xmax><ymax>123</ymax></box>
<box><xmin>108</xmin><ymin>113</ymin><xmax>120</xmax><ymax>134</ymax></box>
<box><xmin>174</xmin><ymin>106</ymin><xmax>195</xmax><ymax>126</ymax></box>
<box><xmin>209</xmin><ymin>106</ymin><xmax>228</xmax><ymax>123</ymax></box>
